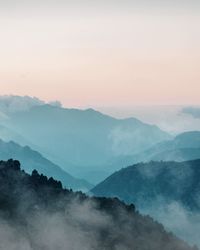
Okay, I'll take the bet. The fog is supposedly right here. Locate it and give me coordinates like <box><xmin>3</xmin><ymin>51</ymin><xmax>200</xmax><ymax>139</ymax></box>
<box><xmin>141</xmin><ymin>200</ymin><xmax>200</xmax><ymax>247</ymax></box>
<box><xmin>98</xmin><ymin>105</ymin><xmax>200</xmax><ymax>134</ymax></box>
<box><xmin>135</xmin><ymin>161</ymin><xmax>200</xmax><ymax>247</ymax></box>
<box><xmin>0</xmin><ymin>95</ymin><xmax>44</xmax><ymax>114</ymax></box>
<box><xmin>0</xmin><ymin>198</ymin><xmax>111</xmax><ymax>250</ymax></box>
<box><xmin>0</xmin><ymin>95</ymin><xmax>62</xmax><ymax>115</ymax></box>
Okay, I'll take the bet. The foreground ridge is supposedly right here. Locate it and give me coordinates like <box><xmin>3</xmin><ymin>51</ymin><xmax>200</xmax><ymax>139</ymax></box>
<box><xmin>0</xmin><ymin>159</ymin><xmax>197</xmax><ymax>250</ymax></box>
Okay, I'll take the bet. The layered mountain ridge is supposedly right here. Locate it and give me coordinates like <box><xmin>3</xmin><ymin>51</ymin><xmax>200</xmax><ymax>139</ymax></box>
<box><xmin>0</xmin><ymin>159</ymin><xmax>196</xmax><ymax>250</ymax></box>
<box><xmin>92</xmin><ymin>159</ymin><xmax>200</xmax><ymax>246</ymax></box>
<box><xmin>0</xmin><ymin>138</ymin><xmax>92</xmax><ymax>191</ymax></box>
<box><xmin>0</xmin><ymin>96</ymin><xmax>171</xmax><ymax>183</ymax></box>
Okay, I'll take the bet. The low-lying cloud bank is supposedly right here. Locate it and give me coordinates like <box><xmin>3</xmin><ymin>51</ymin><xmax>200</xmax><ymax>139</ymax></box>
<box><xmin>141</xmin><ymin>200</ymin><xmax>200</xmax><ymax>247</ymax></box>
<box><xmin>0</xmin><ymin>95</ymin><xmax>62</xmax><ymax>115</ymax></box>
<box><xmin>0</xmin><ymin>200</ymin><xmax>113</xmax><ymax>250</ymax></box>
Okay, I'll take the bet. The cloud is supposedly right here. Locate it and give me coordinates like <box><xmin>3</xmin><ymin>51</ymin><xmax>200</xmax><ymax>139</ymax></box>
<box><xmin>0</xmin><ymin>95</ymin><xmax>45</xmax><ymax>114</ymax></box>
<box><xmin>141</xmin><ymin>200</ymin><xmax>200</xmax><ymax>247</ymax></box>
<box><xmin>0</xmin><ymin>198</ymin><xmax>121</xmax><ymax>250</ymax></box>
<box><xmin>133</xmin><ymin>161</ymin><xmax>199</xmax><ymax>247</ymax></box>
<box><xmin>48</xmin><ymin>100</ymin><xmax>62</xmax><ymax>108</ymax></box>
<box><xmin>0</xmin><ymin>95</ymin><xmax>63</xmax><ymax>115</ymax></box>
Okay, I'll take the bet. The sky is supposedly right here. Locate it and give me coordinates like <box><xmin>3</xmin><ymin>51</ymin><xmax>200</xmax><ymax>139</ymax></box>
<box><xmin>0</xmin><ymin>0</ymin><xmax>200</xmax><ymax>108</ymax></box>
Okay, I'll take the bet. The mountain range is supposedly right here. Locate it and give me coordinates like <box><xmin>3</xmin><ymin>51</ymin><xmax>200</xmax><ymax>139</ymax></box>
<box><xmin>0</xmin><ymin>95</ymin><xmax>171</xmax><ymax>183</ymax></box>
<box><xmin>92</xmin><ymin>159</ymin><xmax>200</xmax><ymax>246</ymax></box>
<box><xmin>0</xmin><ymin>139</ymin><xmax>92</xmax><ymax>191</ymax></box>
<box><xmin>0</xmin><ymin>96</ymin><xmax>199</xmax><ymax>248</ymax></box>
<box><xmin>0</xmin><ymin>159</ymin><xmax>196</xmax><ymax>250</ymax></box>
<box><xmin>142</xmin><ymin>131</ymin><xmax>200</xmax><ymax>162</ymax></box>
<box><xmin>107</xmin><ymin>131</ymin><xmax>200</xmax><ymax>172</ymax></box>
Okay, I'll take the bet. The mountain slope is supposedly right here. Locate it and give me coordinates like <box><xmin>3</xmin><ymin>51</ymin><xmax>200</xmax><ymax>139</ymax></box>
<box><xmin>151</xmin><ymin>148</ymin><xmax>200</xmax><ymax>162</ymax></box>
<box><xmin>0</xmin><ymin>139</ymin><xmax>92</xmax><ymax>191</ymax></box>
<box><xmin>0</xmin><ymin>124</ymin><xmax>33</xmax><ymax>146</ymax></box>
<box><xmin>0</xmin><ymin>159</ymin><xmax>195</xmax><ymax>250</ymax></box>
<box><xmin>1</xmin><ymin>99</ymin><xmax>171</xmax><ymax>182</ymax></box>
<box><xmin>108</xmin><ymin>131</ymin><xmax>200</xmax><ymax>170</ymax></box>
<box><xmin>141</xmin><ymin>131</ymin><xmax>200</xmax><ymax>162</ymax></box>
<box><xmin>92</xmin><ymin>159</ymin><xmax>200</xmax><ymax>246</ymax></box>
<box><xmin>92</xmin><ymin>160</ymin><xmax>200</xmax><ymax>209</ymax></box>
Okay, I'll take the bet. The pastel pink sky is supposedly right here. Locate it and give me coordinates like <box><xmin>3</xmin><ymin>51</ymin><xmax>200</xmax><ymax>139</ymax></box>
<box><xmin>0</xmin><ymin>1</ymin><xmax>200</xmax><ymax>108</ymax></box>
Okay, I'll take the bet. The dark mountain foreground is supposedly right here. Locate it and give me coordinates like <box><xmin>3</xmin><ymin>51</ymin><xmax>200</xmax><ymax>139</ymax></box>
<box><xmin>0</xmin><ymin>159</ymin><xmax>196</xmax><ymax>250</ymax></box>
<box><xmin>92</xmin><ymin>159</ymin><xmax>200</xmax><ymax>247</ymax></box>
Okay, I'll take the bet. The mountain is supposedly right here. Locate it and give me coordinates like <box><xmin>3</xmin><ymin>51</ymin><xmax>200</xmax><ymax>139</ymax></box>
<box><xmin>0</xmin><ymin>159</ymin><xmax>196</xmax><ymax>250</ymax></box>
<box><xmin>0</xmin><ymin>139</ymin><xmax>92</xmax><ymax>191</ymax></box>
<box><xmin>150</xmin><ymin>148</ymin><xmax>200</xmax><ymax>162</ymax></box>
<box><xmin>0</xmin><ymin>124</ymin><xmax>36</xmax><ymax>146</ymax></box>
<box><xmin>0</xmin><ymin>97</ymin><xmax>171</xmax><ymax>182</ymax></box>
<box><xmin>91</xmin><ymin>159</ymin><xmax>200</xmax><ymax>246</ymax></box>
<box><xmin>139</xmin><ymin>131</ymin><xmax>200</xmax><ymax>162</ymax></box>
<box><xmin>108</xmin><ymin>131</ymin><xmax>200</xmax><ymax>170</ymax></box>
<box><xmin>182</xmin><ymin>107</ymin><xmax>200</xmax><ymax>119</ymax></box>
<box><xmin>92</xmin><ymin>159</ymin><xmax>200</xmax><ymax>209</ymax></box>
